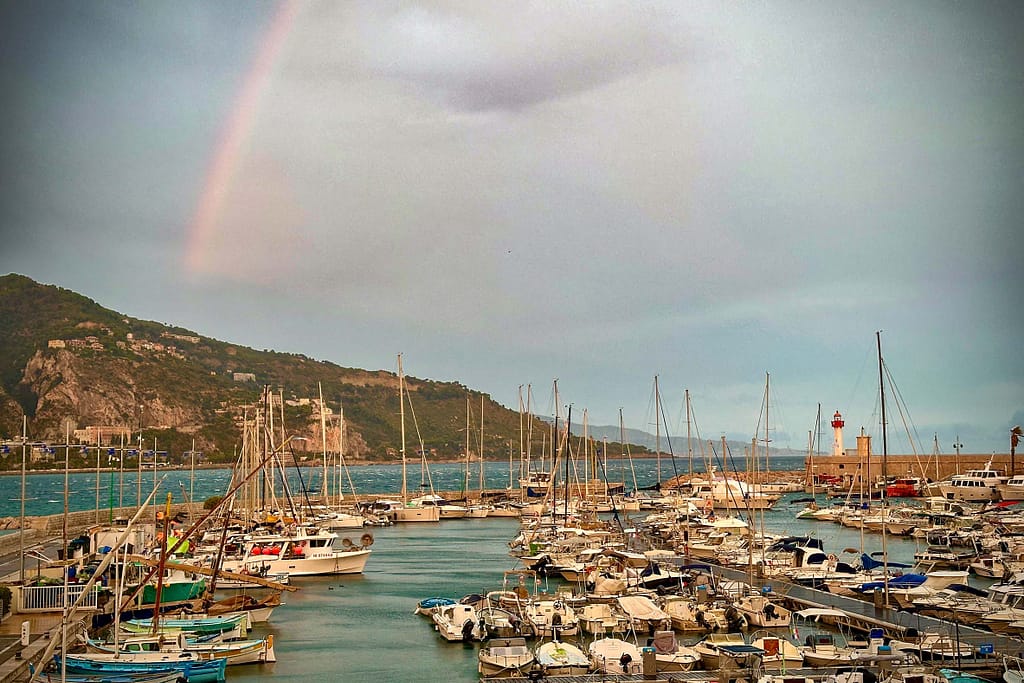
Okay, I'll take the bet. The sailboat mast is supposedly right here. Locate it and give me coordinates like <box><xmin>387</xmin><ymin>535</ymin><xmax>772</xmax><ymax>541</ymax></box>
<box><xmin>465</xmin><ymin>396</ymin><xmax>471</xmax><ymax>497</ymax></box>
<box><xmin>764</xmin><ymin>372</ymin><xmax>770</xmax><ymax>476</ymax></box>
<box><xmin>686</xmin><ymin>389</ymin><xmax>693</xmax><ymax>476</ymax></box>
<box><xmin>877</xmin><ymin>331</ymin><xmax>890</xmax><ymax>607</ymax></box>
<box><xmin>480</xmin><ymin>395</ymin><xmax>485</xmax><ymax>493</ymax></box>
<box><xmin>399</xmin><ymin>354</ymin><xmax>407</xmax><ymax>505</ymax></box>
<box><xmin>761</xmin><ymin>373</ymin><xmax>769</xmax><ymax>566</ymax></box>
<box><xmin>654</xmin><ymin>375</ymin><xmax>661</xmax><ymax>484</ymax></box>
<box><xmin>518</xmin><ymin>385</ymin><xmax>524</xmax><ymax>488</ymax></box>
<box><xmin>319</xmin><ymin>382</ymin><xmax>329</xmax><ymax>500</ymax></box>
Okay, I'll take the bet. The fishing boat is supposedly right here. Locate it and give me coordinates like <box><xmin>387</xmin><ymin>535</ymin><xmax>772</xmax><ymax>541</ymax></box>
<box><xmin>534</xmin><ymin>638</ymin><xmax>590</xmax><ymax>676</ymax></box>
<box><xmin>38</xmin><ymin>669</ymin><xmax>187</xmax><ymax>683</ymax></box>
<box><xmin>120</xmin><ymin>613</ymin><xmax>248</xmax><ymax>637</ymax></box>
<box><xmin>219</xmin><ymin>525</ymin><xmax>371</xmax><ymax>577</ymax></box>
<box><xmin>85</xmin><ymin>632</ymin><xmax>276</xmax><ymax>665</ymax></box>
<box><xmin>477</xmin><ymin>637</ymin><xmax>535</xmax><ymax>677</ymax></box>
<box><xmin>887</xmin><ymin>477</ymin><xmax>925</xmax><ymax>497</ymax></box>
<box><xmin>57</xmin><ymin>654</ymin><xmax>227</xmax><ymax>683</ymax></box>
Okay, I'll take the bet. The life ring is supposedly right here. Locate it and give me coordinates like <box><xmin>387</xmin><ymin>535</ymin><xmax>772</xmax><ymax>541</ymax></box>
<box><xmin>361</xmin><ymin>533</ymin><xmax>374</xmax><ymax>547</ymax></box>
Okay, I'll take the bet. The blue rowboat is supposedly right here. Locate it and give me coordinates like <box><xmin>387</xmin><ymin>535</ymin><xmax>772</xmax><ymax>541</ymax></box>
<box><xmin>57</xmin><ymin>654</ymin><xmax>227</xmax><ymax>683</ymax></box>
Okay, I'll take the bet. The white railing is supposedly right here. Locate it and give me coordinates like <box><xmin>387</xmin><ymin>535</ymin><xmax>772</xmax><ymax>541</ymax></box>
<box><xmin>16</xmin><ymin>583</ymin><xmax>99</xmax><ymax>612</ymax></box>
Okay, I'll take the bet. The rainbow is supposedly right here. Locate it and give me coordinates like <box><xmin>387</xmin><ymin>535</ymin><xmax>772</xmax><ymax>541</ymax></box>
<box><xmin>184</xmin><ymin>0</ymin><xmax>300</xmax><ymax>274</ymax></box>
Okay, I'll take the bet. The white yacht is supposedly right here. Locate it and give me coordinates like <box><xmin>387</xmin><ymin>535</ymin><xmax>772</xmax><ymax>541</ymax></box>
<box><xmin>688</xmin><ymin>471</ymin><xmax>779</xmax><ymax>510</ymax></box>
<box><xmin>407</xmin><ymin>494</ymin><xmax>469</xmax><ymax>519</ymax></box>
<box><xmin>219</xmin><ymin>525</ymin><xmax>371</xmax><ymax>577</ymax></box>
<box><xmin>998</xmin><ymin>476</ymin><xmax>1024</xmax><ymax>502</ymax></box>
<box><xmin>937</xmin><ymin>461</ymin><xmax>1008</xmax><ymax>502</ymax></box>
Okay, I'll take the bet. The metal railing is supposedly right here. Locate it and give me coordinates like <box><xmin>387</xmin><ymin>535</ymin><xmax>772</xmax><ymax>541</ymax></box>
<box><xmin>16</xmin><ymin>583</ymin><xmax>99</xmax><ymax>612</ymax></box>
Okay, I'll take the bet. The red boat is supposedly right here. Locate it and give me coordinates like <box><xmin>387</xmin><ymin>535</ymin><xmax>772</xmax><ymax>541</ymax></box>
<box><xmin>886</xmin><ymin>477</ymin><xmax>923</xmax><ymax>497</ymax></box>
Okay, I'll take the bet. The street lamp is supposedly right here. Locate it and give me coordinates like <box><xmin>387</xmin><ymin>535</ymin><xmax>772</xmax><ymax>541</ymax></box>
<box><xmin>19</xmin><ymin>416</ymin><xmax>27</xmax><ymax>584</ymax></box>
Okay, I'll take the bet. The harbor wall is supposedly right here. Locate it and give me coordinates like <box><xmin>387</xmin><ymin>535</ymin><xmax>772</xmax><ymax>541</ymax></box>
<box><xmin>805</xmin><ymin>452</ymin><xmax>1019</xmax><ymax>483</ymax></box>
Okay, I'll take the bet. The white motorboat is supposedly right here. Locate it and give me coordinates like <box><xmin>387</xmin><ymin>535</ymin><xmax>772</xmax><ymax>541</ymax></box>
<box><xmin>577</xmin><ymin>602</ymin><xmax>629</xmax><ymax>636</ymax></box>
<box><xmin>476</xmin><ymin>606</ymin><xmax>520</xmax><ymax>638</ymax></box>
<box><xmin>478</xmin><ymin>637</ymin><xmax>534</xmax><ymax>677</ymax></box>
<box><xmin>432</xmin><ymin>602</ymin><xmax>485</xmax><ymax>642</ymax></box>
<box><xmin>615</xmin><ymin>594</ymin><xmax>671</xmax><ymax>633</ymax></box>
<box><xmin>588</xmin><ymin>637</ymin><xmax>643</xmax><ymax>675</ymax></box>
<box><xmin>689</xmin><ymin>472</ymin><xmax>779</xmax><ymax>510</ymax></box>
<box><xmin>522</xmin><ymin>599</ymin><xmax>579</xmax><ymax>637</ymax></box>
<box><xmin>408</xmin><ymin>494</ymin><xmax>469</xmax><ymax>519</ymax></box>
<box><xmin>660</xmin><ymin>595</ymin><xmax>704</xmax><ymax>632</ymax></box>
<box><xmin>735</xmin><ymin>593</ymin><xmax>791</xmax><ymax>627</ymax></box>
<box><xmin>693</xmin><ymin>632</ymin><xmax>764</xmax><ymax>669</ymax></box>
<box><xmin>888</xmin><ymin>631</ymin><xmax>975</xmax><ymax>661</ymax></box>
<box><xmin>648</xmin><ymin>630</ymin><xmax>700</xmax><ymax>672</ymax></box>
<box><xmin>749</xmin><ymin>631</ymin><xmax>803</xmax><ymax>671</ymax></box>
<box><xmin>793</xmin><ymin>609</ymin><xmax>863</xmax><ymax>667</ymax></box>
<box><xmin>534</xmin><ymin>638</ymin><xmax>590</xmax><ymax>676</ymax></box>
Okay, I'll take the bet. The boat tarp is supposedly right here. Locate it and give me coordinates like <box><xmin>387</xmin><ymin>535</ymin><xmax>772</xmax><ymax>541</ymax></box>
<box><xmin>794</xmin><ymin>608</ymin><xmax>850</xmax><ymax>620</ymax></box>
<box><xmin>719</xmin><ymin>644</ymin><xmax>766</xmax><ymax>654</ymax></box>
<box><xmin>652</xmin><ymin>631</ymin><xmax>678</xmax><ymax>654</ymax></box>
<box><xmin>860</xmin><ymin>553</ymin><xmax>912</xmax><ymax>570</ymax></box>
<box><xmin>616</xmin><ymin>596</ymin><xmax>669</xmax><ymax>621</ymax></box>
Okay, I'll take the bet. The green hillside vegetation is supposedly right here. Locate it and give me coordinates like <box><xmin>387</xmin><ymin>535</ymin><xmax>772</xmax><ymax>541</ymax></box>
<box><xmin>0</xmin><ymin>274</ymin><xmax>647</xmax><ymax>467</ymax></box>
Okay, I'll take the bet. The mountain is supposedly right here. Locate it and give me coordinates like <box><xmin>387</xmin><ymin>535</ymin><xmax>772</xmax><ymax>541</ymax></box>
<box><xmin>539</xmin><ymin>418</ymin><xmax>805</xmax><ymax>459</ymax></box>
<box><xmin>0</xmin><ymin>274</ymin><xmax>645</xmax><ymax>467</ymax></box>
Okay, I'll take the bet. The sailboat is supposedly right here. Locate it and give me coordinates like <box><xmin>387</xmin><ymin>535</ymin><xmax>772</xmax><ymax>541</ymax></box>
<box><xmin>393</xmin><ymin>354</ymin><xmax>440</xmax><ymax>523</ymax></box>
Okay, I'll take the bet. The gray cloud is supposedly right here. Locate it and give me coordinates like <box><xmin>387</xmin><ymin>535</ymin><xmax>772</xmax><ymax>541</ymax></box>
<box><xmin>1</xmin><ymin>0</ymin><xmax>1021</xmax><ymax>452</ymax></box>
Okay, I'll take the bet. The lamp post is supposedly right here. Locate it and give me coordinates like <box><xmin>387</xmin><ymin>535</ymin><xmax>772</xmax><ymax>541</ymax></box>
<box><xmin>19</xmin><ymin>416</ymin><xmax>27</xmax><ymax>584</ymax></box>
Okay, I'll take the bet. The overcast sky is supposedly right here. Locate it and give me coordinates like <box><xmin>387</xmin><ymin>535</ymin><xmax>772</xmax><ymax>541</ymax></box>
<box><xmin>1</xmin><ymin>0</ymin><xmax>1021</xmax><ymax>454</ymax></box>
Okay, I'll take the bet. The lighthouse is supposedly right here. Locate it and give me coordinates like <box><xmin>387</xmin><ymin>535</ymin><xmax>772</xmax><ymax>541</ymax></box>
<box><xmin>831</xmin><ymin>411</ymin><xmax>845</xmax><ymax>456</ymax></box>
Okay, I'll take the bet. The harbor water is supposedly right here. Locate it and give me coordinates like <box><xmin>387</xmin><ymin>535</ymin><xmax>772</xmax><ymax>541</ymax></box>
<box><xmin>1</xmin><ymin>455</ymin><xmax>950</xmax><ymax>681</ymax></box>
